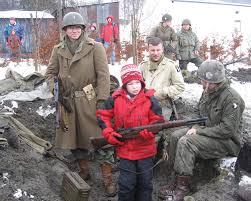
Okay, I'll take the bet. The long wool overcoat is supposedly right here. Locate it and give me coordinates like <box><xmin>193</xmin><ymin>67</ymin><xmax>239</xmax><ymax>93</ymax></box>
<box><xmin>45</xmin><ymin>35</ymin><xmax>110</xmax><ymax>149</ymax></box>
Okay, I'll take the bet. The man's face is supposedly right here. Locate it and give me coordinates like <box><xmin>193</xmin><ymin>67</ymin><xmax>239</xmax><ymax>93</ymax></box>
<box><xmin>148</xmin><ymin>43</ymin><xmax>164</xmax><ymax>61</ymax></box>
<box><xmin>200</xmin><ymin>79</ymin><xmax>217</xmax><ymax>92</ymax></box>
<box><xmin>163</xmin><ymin>21</ymin><xmax>171</xmax><ymax>27</ymax></box>
<box><xmin>66</xmin><ymin>25</ymin><xmax>82</xmax><ymax>40</ymax></box>
<box><xmin>182</xmin><ymin>24</ymin><xmax>190</xmax><ymax>31</ymax></box>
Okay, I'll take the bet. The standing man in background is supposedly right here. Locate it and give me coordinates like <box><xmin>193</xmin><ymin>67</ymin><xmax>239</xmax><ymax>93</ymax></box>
<box><xmin>101</xmin><ymin>15</ymin><xmax>119</xmax><ymax>65</ymax></box>
<box><xmin>177</xmin><ymin>19</ymin><xmax>203</xmax><ymax>71</ymax></box>
<box><xmin>147</xmin><ymin>13</ymin><xmax>178</xmax><ymax>61</ymax></box>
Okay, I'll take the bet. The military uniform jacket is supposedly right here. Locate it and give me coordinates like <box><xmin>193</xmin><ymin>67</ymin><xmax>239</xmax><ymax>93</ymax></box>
<box><xmin>177</xmin><ymin>28</ymin><xmax>200</xmax><ymax>60</ymax></box>
<box><xmin>45</xmin><ymin>35</ymin><xmax>110</xmax><ymax>149</ymax></box>
<box><xmin>139</xmin><ymin>57</ymin><xmax>185</xmax><ymax>101</ymax></box>
<box><xmin>197</xmin><ymin>81</ymin><xmax>245</xmax><ymax>155</ymax></box>
<box><xmin>148</xmin><ymin>23</ymin><xmax>178</xmax><ymax>49</ymax></box>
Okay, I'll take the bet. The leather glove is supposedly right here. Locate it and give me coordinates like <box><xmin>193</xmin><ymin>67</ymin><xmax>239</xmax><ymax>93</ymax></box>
<box><xmin>139</xmin><ymin>129</ymin><xmax>155</xmax><ymax>140</ymax></box>
<box><xmin>103</xmin><ymin>128</ymin><xmax>124</xmax><ymax>146</ymax></box>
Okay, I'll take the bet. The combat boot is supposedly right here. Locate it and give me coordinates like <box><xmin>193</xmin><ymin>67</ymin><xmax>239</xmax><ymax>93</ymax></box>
<box><xmin>172</xmin><ymin>175</ymin><xmax>190</xmax><ymax>201</ymax></box>
<box><xmin>100</xmin><ymin>162</ymin><xmax>117</xmax><ymax>197</ymax></box>
<box><xmin>78</xmin><ymin>159</ymin><xmax>90</xmax><ymax>180</ymax></box>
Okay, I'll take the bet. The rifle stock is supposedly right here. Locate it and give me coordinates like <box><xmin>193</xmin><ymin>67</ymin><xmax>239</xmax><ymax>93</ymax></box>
<box><xmin>91</xmin><ymin>117</ymin><xmax>207</xmax><ymax>150</ymax></box>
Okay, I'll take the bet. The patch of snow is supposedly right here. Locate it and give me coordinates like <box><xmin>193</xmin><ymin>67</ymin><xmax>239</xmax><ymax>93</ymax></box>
<box><xmin>11</xmin><ymin>101</ymin><xmax>18</xmax><ymax>109</ymax></box>
<box><xmin>36</xmin><ymin>105</ymin><xmax>55</xmax><ymax>118</ymax></box>
<box><xmin>239</xmin><ymin>175</ymin><xmax>251</xmax><ymax>186</ymax></box>
<box><xmin>219</xmin><ymin>157</ymin><xmax>237</xmax><ymax>170</ymax></box>
<box><xmin>0</xmin><ymin>82</ymin><xmax>52</xmax><ymax>102</ymax></box>
<box><xmin>13</xmin><ymin>189</ymin><xmax>22</xmax><ymax>199</ymax></box>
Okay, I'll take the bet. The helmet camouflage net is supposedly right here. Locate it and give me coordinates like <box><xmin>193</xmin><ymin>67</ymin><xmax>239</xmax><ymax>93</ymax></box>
<box><xmin>197</xmin><ymin>60</ymin><xmax>225</xmax><ymax>83</ymax></box>
<box><xmin>182</xmin><ymin>19</ymin><xmax>191</xmax><ymax>26</ymax></box>
<box><xmin>162</xmin><ymin>13</ymin><xmax>172</xmax><ymax>22</ymax></box>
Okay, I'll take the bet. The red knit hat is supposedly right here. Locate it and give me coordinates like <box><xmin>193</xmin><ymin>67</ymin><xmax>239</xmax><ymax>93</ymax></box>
<box><xmin>120</xmin><ymin>64</ymin><xmax>145</xmax><ymax>88</ymax></box>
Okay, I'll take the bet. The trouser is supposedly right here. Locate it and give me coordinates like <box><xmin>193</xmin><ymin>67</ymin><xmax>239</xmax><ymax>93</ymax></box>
<box><xmin>118</xmin><ymin>156</ymin><xmax>154</xmax><ymax>201</ymax></box>
<box><xmin>169</xmin><ymin>128</ymin><xmax>239</xmax><ymax>176</ymax></box>
<box><xmin>104</xmin><ymin>41</ymin><xmax>116</xmax><ymax>64</ymax></box>
<box><xmin>179</xmin><ymin>57</ymin><xmax>203</xmax><ymax>70</ymax></box>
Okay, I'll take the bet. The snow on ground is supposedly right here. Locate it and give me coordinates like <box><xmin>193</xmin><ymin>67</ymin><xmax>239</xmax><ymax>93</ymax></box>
<box><xmin>239</xmin><ymin>175</ymin><xmax>251</xmax><ymax>186</ymax></box>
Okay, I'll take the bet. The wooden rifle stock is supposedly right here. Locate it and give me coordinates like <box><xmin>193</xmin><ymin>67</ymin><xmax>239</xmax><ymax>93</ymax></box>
<box><xmin>90</xmin><ymin>117</ymin><xmax>207</xmax><ymax>150</ymax></box>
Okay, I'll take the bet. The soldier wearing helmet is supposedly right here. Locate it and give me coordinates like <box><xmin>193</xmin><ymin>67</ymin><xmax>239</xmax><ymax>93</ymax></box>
<box><xmin>159</xmin><ymin>60</ymin><xmax>245</xmax><ymax>201</ymax></box>
<box><xmin>177</xmin><ymin>18</ymin><xmax>203</xmax><ymax>72</ymax></box>
<box><xmin>147</xmin><ymin>13</ymin><xmax>178</xmax><ymax>61</ymax></box>
<box><xmin>45</xmin><ymin>12</ymin><xmax>114</xmax><ymax>194</ymax></box>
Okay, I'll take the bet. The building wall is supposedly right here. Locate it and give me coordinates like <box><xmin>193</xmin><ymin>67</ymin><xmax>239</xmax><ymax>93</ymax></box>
<box><xmin>64</xmin><ymin>2</ymin><xmax>119</xmax><ymax>37</ymax></box>
<box><xmin>0</xmin><ymin>18</ymin><xmax>55</xmax><ymax>54</ymax></box>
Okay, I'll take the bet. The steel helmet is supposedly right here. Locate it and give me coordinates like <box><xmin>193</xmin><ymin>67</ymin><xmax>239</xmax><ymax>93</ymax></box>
<box><xmin>62</xmin><ymin>12</ymin><xmax>85</xmax><ymax>29</ymax></box>
<box><xmin>182</xmin><ymin>19</ymin><xmax>191</xmax><ymax>26</ymax></box>
<box><xmin>197</xmin><ymin>60</ymin><xmax>225</xmax><ymax>83</ymax></box>
<box><xmin>162</xmin><ymin>13</ymin><xmax>172</xmax><ymax>22</ymax></box>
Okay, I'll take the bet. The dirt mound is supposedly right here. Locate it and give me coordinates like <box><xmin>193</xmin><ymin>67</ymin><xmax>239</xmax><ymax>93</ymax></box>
<box><xmin>0</xmin><ymin>98</ymin><xmax>248</xmax><ymax>201</ymax></box>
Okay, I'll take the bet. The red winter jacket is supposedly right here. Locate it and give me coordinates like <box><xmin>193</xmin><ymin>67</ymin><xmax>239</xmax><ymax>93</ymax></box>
<box><xmin>96</xmin><ymin>89</ymin><xmax>164</xmax><ymax>160</ymax></box>
<box><xmin>101</xmin><ymin>16</ymin><xmax>119</xmax><ymax>43</ymax></box>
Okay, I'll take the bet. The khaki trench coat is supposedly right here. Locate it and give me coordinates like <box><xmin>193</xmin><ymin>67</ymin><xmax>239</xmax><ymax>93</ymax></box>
<box><xmin>139</xmin><ymin>57</ymin><xmax>185</xmax><ymax>101</ymax></box>
<box><xmin>45</xmin><ymin>35</ymin><xmax>110</xmax><ymax>149</ymax></box>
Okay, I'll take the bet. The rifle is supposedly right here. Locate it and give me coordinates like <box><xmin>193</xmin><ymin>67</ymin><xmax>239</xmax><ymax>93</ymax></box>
<box><xmin>90</xmin><ymin>117</ymin><xmax>207</xmax><ymax>150</ymax></box>
<box><xmin>54</xmin><ymin>76</ymin><xmax>70</xmax><ymax>131</ymax></box>
<box><xmin>168</xmin><ymin>97</ymin><xmax>179</xmax><ymax>120</ymax></box>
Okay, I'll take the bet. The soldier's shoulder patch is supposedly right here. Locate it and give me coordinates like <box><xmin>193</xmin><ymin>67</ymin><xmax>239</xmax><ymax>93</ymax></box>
<box><xmin>233</xmin><ymin>103</ymin><xmax>238</xmax><ymax>109</ymax></box>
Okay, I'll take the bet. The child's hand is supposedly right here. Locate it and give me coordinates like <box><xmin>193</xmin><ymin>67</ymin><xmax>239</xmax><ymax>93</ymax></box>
<box><xmin>139</xmin><ymin>129</ymin><xmax>155</xmax><ymax>140</ymax></box>
<box><xmin>107</xmin><ymin>132</ymin><xmax>124</xmax><ymax>146</ymax></box>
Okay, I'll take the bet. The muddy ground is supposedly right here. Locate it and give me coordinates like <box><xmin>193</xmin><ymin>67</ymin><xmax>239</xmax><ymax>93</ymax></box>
<box><xmin>0</xmin><ymin>67</ymin><xmax>251</xmax><ymax>201</ymax></box>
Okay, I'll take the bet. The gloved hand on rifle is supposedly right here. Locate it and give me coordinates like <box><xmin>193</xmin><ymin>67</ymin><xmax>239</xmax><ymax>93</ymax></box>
<box><xmin>103</xmin><ymin>128</ymin><xmax>124</xmax><ymax>146</ymax></box>
<box><xmin>139</xmin><ymin>129</ymin><xmax>155</xmax><ymax>140</ymax></box>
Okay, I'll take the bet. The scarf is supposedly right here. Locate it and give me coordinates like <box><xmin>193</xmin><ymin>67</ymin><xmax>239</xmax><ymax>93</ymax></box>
<box><xmin>149</xmin><ymin>54</ymin><xmax>164</xmax><ymax>71</ymax></box>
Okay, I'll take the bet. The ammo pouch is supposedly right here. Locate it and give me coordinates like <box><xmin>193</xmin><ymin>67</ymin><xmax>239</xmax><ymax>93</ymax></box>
<box><xmin>83</xmin><ymin>84</ymin><xmax>96</xmax><ymax>101</ymax></box>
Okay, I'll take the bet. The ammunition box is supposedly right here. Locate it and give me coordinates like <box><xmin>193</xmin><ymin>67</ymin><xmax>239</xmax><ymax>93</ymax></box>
<box><xmin>62</xmin><ymin>172</ymin><xmax>91</xmax><ymax>201</ymax></box>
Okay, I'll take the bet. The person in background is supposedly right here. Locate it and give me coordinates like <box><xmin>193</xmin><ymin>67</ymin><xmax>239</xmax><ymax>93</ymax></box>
<box><xmin>4</xmin><ymin>17</ymin><xmax>24</xmax><ymax>56</ymax></box>
<box><xmin>97</xmin><ymin>64</ymin><xmax>164</xmax><ymax>201</ymax></box>
<box><xmin>7</xmin><ymin>29</ymin><xmax>21</xmax><ymax>58</ymax></box>
<box><xmin>147</xmin><ymin>13</ymin><xmax>178</xmax><ymax>61</ymax></box>
<box><xmin>88</xmin><ymin>23</ymin><xmax>101</xmax><ymax>43</ymax></box>
<box><xmin>101</xmin><ymin>15</ymin><xmax>119</xmax><ymax>65</ymax></box>
<box><xmin>44</xmin><ymin>12</ymin><xmax>116</xmax><ymax>196</ymax></box>
<box><xmin>158</xmin><ymin>60</ymin><xmax>245</xmax><ymax>201</ymax></box>
<box><xmin>177</xmin><ymin>19</ymin><xmax>203</xmax><ymax>71</ymax></box>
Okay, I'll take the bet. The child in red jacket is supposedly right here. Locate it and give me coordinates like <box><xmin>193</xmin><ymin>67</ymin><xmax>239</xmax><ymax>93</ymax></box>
<box><xmin>96</xmin><ymin>64</ymin><xmax>164</xmax><ymax>201</ymax></box>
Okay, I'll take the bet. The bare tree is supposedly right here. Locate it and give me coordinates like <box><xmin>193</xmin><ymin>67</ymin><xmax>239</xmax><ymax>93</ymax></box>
<box><xmin>121</xmin><ymin>0</ymin><xmax>145</xmax><ymax>64</ymax></box>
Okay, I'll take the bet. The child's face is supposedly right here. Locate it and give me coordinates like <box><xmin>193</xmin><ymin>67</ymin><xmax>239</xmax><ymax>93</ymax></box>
<box><xmin>126</xmin><ymin>80</ymin><xmax>142</xmax><ymax>95</ymax></box>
